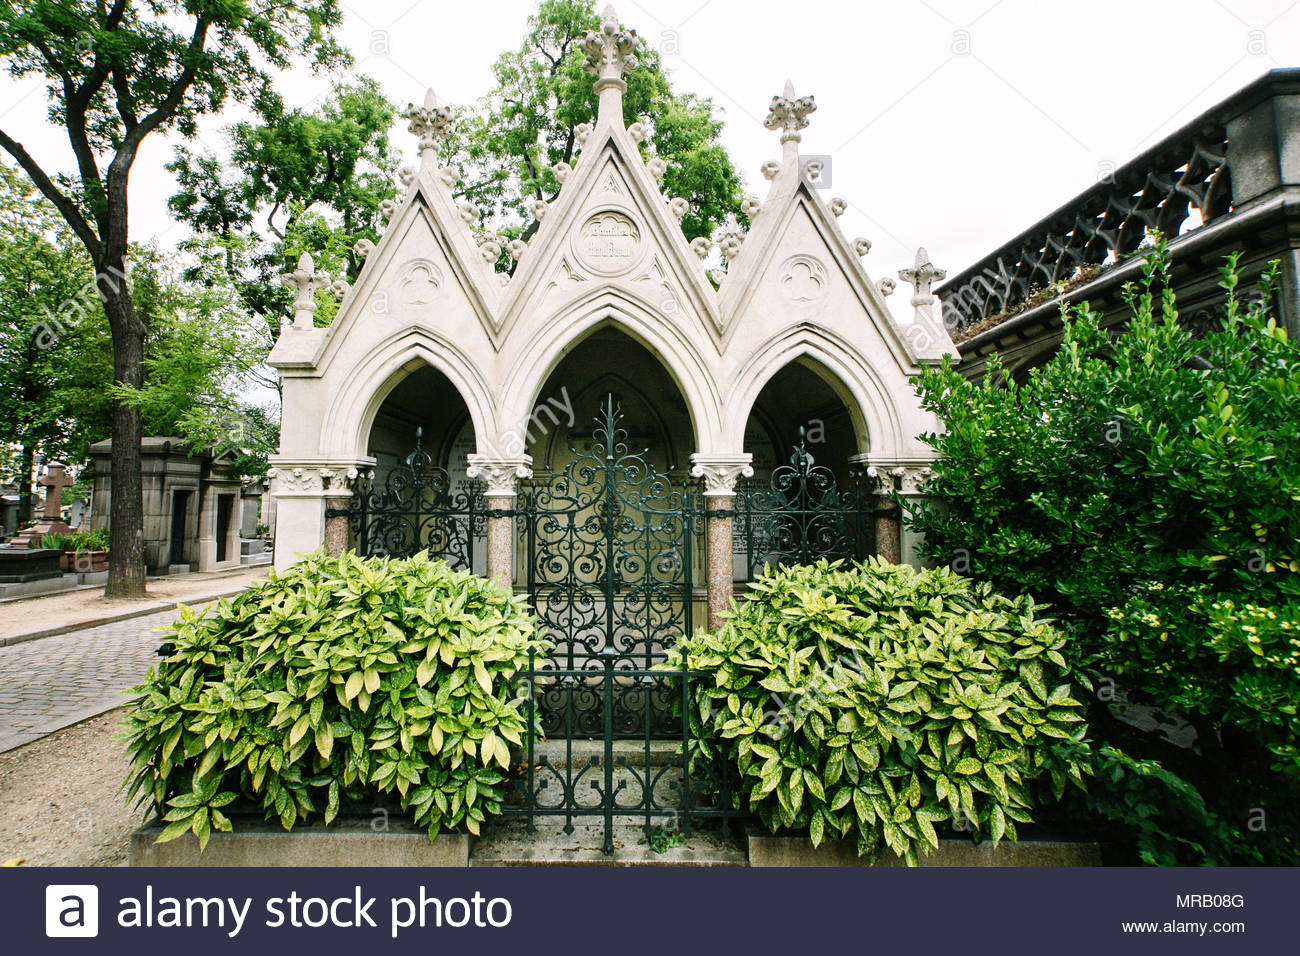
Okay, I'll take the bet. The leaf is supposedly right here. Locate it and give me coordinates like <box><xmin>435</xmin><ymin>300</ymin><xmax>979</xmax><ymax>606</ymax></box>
<box><xmin>344</xmin><ymin>670</ymin><xmax>364</xmax><ymax>702</ymax></box>
<box><xmin>314</xmin><ymin>722</ymin><xmax>334</xmax><ymax>760</ymax></box>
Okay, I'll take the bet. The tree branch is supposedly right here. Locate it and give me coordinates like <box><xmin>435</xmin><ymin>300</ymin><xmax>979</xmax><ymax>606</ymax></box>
<box><xmin>0</xmin><ymin>129</ymin><xmax>101</xmax><ymax>257</ymax></box>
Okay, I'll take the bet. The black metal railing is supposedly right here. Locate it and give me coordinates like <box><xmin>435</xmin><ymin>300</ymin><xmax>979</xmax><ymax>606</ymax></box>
<box><xmin>501</xmin><ymin>648</ymin><xmax>737</xmax><ymax>855</ymax></box>
<box><xmin>325</xmin><ymin>428</ymin><xmax>485</xmax><ymax>569</ymax></box>
<box><xmin>734</xmin><ymin>428</ymin><xmax>889</xmax><ymax>578</ymax></box>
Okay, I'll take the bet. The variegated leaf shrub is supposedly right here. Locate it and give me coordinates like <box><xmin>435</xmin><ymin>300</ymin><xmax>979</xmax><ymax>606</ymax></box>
<box><xmin>124</xmin><ymin>550</ymin><xmax>547</xmax><ymax>848</ymax></box>
<box><xmin>671</xmin><ymin>558</ymin><xmax>1089</xmax><ymax>864</ymax></box>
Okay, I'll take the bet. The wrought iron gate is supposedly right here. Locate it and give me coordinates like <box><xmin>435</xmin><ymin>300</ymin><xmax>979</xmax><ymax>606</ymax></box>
<box><xmin>512</xmin><ymin>395</ymin><xmax>699</xmax><ymax>736</ymax></box>
<box><xmin>325</xmin><ymin>429</ymin><xmax>484</xmax><ymax>568</ymax></box>
<box><xmin>734</xmin><ymin>427</ymin><xmax>891</xmax><ymax>578</ymax></box>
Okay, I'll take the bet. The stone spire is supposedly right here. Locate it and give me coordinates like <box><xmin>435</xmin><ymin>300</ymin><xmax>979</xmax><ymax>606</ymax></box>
<box><xmin>764</xmin><ymin>80</ymin><xmax>817</xmax><ymax>162</ymax></box>
<box><xmin>402</xmin><ymin>88</ymin><xmax>452</xmax><ymax>168</ymax></box>
<box><xmin>583</xmin><ymin>5</ymin><xmax>639</xmax><ymax>123</ymax></box>
<box><xmin>899</xmin><ymin>247</ymin><xmax>947</xmax><ymax>324</ymax></box>
<box><xmin>281</xmin><ymin>252</ymin><xmax>330</xmax><ymax>330</ymax></box>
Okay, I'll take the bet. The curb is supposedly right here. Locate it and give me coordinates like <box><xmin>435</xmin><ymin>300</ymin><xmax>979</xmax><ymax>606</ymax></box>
<box><xmin>0</xmin><ymin>586</ymin><xmax>252</xmax><ymax>648</ymax></box>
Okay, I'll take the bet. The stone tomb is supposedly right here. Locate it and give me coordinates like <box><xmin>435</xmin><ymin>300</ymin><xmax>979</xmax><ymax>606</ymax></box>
<box><xmin>90</xmin><ymin>438</ymin><xmax>245</xmax><ymax>574</ymax></box>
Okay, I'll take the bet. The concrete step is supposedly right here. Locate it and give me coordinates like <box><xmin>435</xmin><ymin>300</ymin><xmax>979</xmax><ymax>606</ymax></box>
<box><xmin>470</xmin><ymin>819</ymin><xmax>747</xmax><ymax>866</ymax></box>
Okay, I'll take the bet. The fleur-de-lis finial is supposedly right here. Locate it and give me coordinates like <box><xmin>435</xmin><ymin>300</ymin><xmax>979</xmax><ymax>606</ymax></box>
<box><xmin>899</xmin><ymin>247</ymin><xmax>947</xmax><ymax>325</ymax></box>
<box><xmin>764</xmin><ymin>80</ymin><xmax>817</xmax><ymax>147</ymax></box>
<box><xmin>583</xmin><ymin>5</ymin><xmax>639</xmax><ymax>122</ymax></box>
<box><xmin>280</xmin><ymin>252</ymin><xmax>330</xmax><ymax>330</ymax></box>
<box><xmin>403</xmin><ymin>88</ymin><xmax>452</xmax><ymax>164</ymax></box>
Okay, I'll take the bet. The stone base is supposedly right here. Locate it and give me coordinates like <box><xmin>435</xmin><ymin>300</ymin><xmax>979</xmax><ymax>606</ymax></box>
<box><xmin>166</xmin><ymin>563</ymin><xmax>192</xmax><ymax>576</ymax></box>
<box><xmin>8</xmin><ymin>519</ymin><xmax>71</xmax><ymax>548</ymax></box>
<box><xmin>0</xmin><ymin>547</ymin><xmax>64</xmax><ymax>583</ymax></box>
<box><xmin>746</xmin><ymin>832</ymin><xmax>1102</xmax><ymax>867</ymax></box>
<box><xmin>129</xmin><ymin>818</ymin><xmax>469</xmax><ymax>867</ymax></box>
<box><xmin>0</xmin><ymin>573</ymin><xmax>79</xmax><ymax>600</ymax></box>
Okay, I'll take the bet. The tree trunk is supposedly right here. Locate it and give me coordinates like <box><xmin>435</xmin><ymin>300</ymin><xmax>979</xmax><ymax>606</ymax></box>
<box><xmin>99</xmin><ymin>266</ymin><xmax>147</xmax><ymax>598</ymax></box>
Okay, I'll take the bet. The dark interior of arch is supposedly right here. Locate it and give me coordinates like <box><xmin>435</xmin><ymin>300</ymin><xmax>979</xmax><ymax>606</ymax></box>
<box><xmin>367</xmin><ymin>363</ymin><xmax>475</xmax><ymax>482</ymax></box>
<box><xmin>745</xmin><ymin>360</ymin><xmax>858</xmax><ymax>487</ymax></box>
<box><xmin>526</xmin><ymin>327</ymin><xmax>693</xmax><ymax>479</ymax></box>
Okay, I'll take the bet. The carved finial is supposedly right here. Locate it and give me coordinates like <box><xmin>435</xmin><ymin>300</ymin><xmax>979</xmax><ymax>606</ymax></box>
<box><xmin>717</xmin><ymin>213</ymin><xmax>744</xmax><ymax>260</ymax></box>
<box><xmin>583</xmin><ymin>5</ymin><xmax>638</xmax><ymax>120</ymax></box>
<box><xmin>853</xmin><ymin>237</ymin><xmax>872</xmax><ymax>257</ymax></box>
<box><xmin>281</xmin><ymin>252</ymin><xmax>330</xmax><ymax>331</ymax></box>
<box><xmin>899</xmin><ymin>247</ymin><xmax>947</xmax><ymax>324</ymax></box>
<box><xmin>403</xmin><ymin>88</ymin><xmax>452</xmax><ymax>165</ymax></box>
<box><xmin>764</xmin><ymin>81</ymin><xmax>816</xmax><ymax>153</ymax></box>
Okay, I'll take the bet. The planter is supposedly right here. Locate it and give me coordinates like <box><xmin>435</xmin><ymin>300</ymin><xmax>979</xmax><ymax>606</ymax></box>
<box><xmin>746</xmin><ymin>832</ymin><xmax>1102</xmax><ymax>867</ymax></box>
<box><xmin>59</xmin><ymin>549</ymin><xmax>108</xmax><ymax>572</ymax></box>
<box><xmin>129</xmin><ymin>817</ymin><xmax>469</xmax><ymax>867</ymax></box>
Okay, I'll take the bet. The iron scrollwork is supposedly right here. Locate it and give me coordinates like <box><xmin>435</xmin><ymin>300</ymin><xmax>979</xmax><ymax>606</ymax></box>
<box><xmin>325</xmin><ymin>428</ymin><xmax>485</xmax><ymax>569</ymax></box>
<box><xmin>736</xmin><ymin>427</ymin><xmax>888</xmax><ymax>578</ymax></box>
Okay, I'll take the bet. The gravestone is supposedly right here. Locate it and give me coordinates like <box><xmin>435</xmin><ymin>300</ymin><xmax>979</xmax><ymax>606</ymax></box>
<box><xmin>8</xmin><ymin>462</ymin><xmax>73</xmax><ymax>547</ymax></box>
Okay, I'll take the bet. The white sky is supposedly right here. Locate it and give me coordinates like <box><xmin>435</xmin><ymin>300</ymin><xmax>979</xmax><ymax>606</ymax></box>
<box><xmin>2</xmin><ymin>0</ymin><xmax>1299</xmax><ymax>283</ymax></box>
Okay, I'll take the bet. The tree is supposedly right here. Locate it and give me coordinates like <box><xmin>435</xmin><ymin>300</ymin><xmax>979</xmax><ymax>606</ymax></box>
<box><xmin>905</xmin><ymin>241</ymin><xmax>1300</xmax><ymax>863</ymax></box>
<box><xmin>168</xmin><ymin>77</ymin><xmax>400</xmax><ymax>343</ymax></box>
<box><xmin>0</xmin><ymin>162</ymin><xmax>112</xmax><ymax>515</ymax></box>
<box><xmin>442</xmin><ymin>0</ymin><xmax>744</xmax><ymax>245</ymax></box>
<box><xmin>0</xmin><ymin>0</ymin><xmax>346</xmax><ymax>596</ymax></box>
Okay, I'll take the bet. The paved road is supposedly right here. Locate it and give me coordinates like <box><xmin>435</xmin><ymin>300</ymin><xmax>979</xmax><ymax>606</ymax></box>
<box><xmin>0</xmin><ymin>609</ymin><xmax>176</xmax><ymax>753</ymax></box>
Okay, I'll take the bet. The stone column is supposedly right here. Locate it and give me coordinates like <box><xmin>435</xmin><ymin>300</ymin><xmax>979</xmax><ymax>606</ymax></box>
<box><xmin>852</xmin><ymin>459</ymin><xmax>935</xmax><ymax>566</ymax></box>
<box><xmin>466</xmin><ymin>454</ymin><xmax>532</xmax><ymax>588</ymax></box>
<box><xmin>266</xmin><ymin>461</ymin><xmax>369</xmax><ymax>570</ymax></box>
<box><xmin>690</xmin><ymin>454</ymin><xmax>754</xmax><ymax>630</ymax></box>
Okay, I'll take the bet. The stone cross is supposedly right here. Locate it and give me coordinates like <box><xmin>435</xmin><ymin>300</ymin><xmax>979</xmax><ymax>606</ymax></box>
<box><xmin>37</xmin><ymin>462</ymin><xmax>73</xmax><ymax>519</ymax></box>
<box><xmin>764</xmin><ymin>81</ymin><xmax>817</xmax><ymax>160</ymax></box>
<box><xmin>281</xmin><ymin>252</ymin><xmax>330</xmax><ymax>330</ymax></box>
<box><xmin>583</xmin><ymin>5</ymin><xmax>638</xmax><ymax>117</ymax></box>
<box><xmin>403</xmin><ymin>88</ymin><xmax>452</xmax><ymax>165</ymax></box>
<box><xmin>899</xmin><ymin>247</ymin><xmax>947</xmax><ymax>324</ymax></box>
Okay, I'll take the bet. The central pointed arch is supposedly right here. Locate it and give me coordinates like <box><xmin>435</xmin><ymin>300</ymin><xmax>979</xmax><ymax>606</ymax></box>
<box><xmin>497</xmin><ymin>288</ymin><xmax>720</xmax><ymax>456</ymax></box>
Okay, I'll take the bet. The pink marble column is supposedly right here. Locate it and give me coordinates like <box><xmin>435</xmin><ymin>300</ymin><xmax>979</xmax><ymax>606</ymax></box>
<box><xmin>466</xmin><ymin>454</ymin><xmax>531</xmax><ymax>589</ymax></box>
<box><xmin>705</xmin><ymin>496</ymin><xmax>734</xmax><ymax>630</ymax></box>
<box><xmin>485</xmin><ymin>495</ymin><xmax>515</xmax><ymax>588</ymax></box>
<box><xmin>324</xmin><ymin>497</ymin><xmax>350</xmax><ymax>556</ymax></box>
<box><xmin>691</xmin><ymin>454</ymin><xmax>753</xmax><ymax>632</ymax></box>
<box><xmin>875</xmin><ymin>497</ymin><xmax>902</xmax><ymax>564</ymax></box>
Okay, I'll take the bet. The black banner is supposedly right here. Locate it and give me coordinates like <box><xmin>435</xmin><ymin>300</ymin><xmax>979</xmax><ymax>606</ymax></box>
<box><xmin>4</xmin><ymin>866</ymin><xmax>1294</xmax><ymax>954</ymax></box>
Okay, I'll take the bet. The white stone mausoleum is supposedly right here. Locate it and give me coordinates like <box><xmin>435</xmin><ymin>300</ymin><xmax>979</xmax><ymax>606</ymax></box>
<box><xmin>267</xmin><ymin>6</ymin><xmax>955</xmax><ymax>627</ymax></box>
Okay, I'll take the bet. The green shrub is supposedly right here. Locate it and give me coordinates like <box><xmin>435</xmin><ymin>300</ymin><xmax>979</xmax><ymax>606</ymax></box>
<box><xmin>670</xmin><ymin>559</ymin><xmax>1089</xmax><ymax>864</ymax></box>
<box><xmin>41</xmin><ymin>527</ymin><xmax>109</xmax><ymax>552</ymax></box>
<box><xmin>907</xmin><ymin>239</ymin><xmax>1300</xmax><ymax>862</ymax></box>
<box><xmin>123</xmin><ymin>549</ymin><xmax>547</xmax><ymax>848</ymax></box>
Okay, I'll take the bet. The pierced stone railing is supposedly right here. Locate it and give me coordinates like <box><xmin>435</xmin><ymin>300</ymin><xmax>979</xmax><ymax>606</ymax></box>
<box><xmin>938</xmin><ymin>69</ymin><xmax>1300</xmax><ymax>337</ymax></box>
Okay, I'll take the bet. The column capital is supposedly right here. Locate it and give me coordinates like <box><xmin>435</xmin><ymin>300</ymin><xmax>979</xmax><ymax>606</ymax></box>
<box><xmin>466</xmin><ymin>454</ymin><xmax>533</xmax><ymax>497</ymax></box>
<box><xmin>689</xmin><ymin>453</ymin><xmax>754</xmax><ymax>496</ymax></box>
<box><xmin>266</xmin><ymin>458</ymin><xmax>374</xmax><ymax>498</ymax></box>
<box><xmin>850</xmin><ymin>455</ymin><xmax>934</xmax><ymax>496</ymax></box>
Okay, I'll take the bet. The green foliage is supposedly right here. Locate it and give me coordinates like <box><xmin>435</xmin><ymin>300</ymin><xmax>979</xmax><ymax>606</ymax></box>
<box><xmin>109</xmin><ymin>245</ymin><xmax>279</xmax><ymax>472</ymax></box>
<box><xmin>0</xmin><ymin>163</ymin><xmax>112</xmax><ymax>474</ymax></box>
<box><xmin>442</xmin><ymin>0</ymin><xmax>744</xmax><ymax>243</ymax></box>
<box><xmin>41</xmin><ymin>527</ymin><xmax>109</xmax><ymax>553</ymax></box>
<box><xmin>907</xmin><ymin>237</ymin><xmax>1300</xmax><ymax>863</ymax></box>
<box><xmin>169</xmin><ymin>77</ymin><xmax>400</xmax><ymax>339</ymax></box>
<box><xmin>640</xmin><ymin>826</ymin><xmax>684</xmax><ymax>853</ymax></box>
<box><xmin>670</xmin><ymin>559</ymin><xmax>1089</xmax><ymax>864</ymax></box>
<box><xmin>123</xmin><ymin>550</ymin><xmax>548</xmax><ymax>848</ymax></box>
